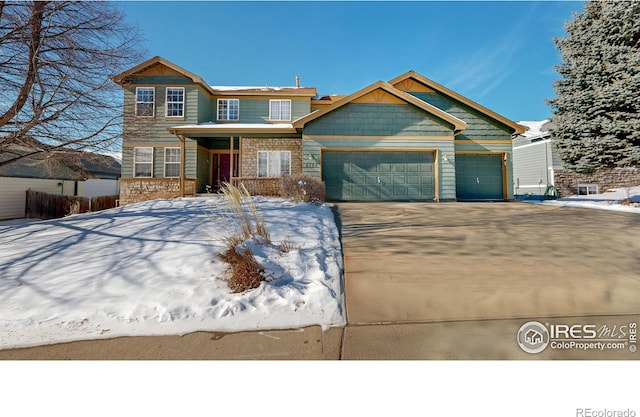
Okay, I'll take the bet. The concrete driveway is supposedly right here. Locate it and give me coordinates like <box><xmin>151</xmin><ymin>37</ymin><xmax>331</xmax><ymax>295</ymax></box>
<box><xmin>336</xmin><ymin>202</ymin><xmax>640</xmax><ymax>359</ymax></box>
<box><xmin>336</xmin><ymin>202</ymin><xmax>640</xmax><ymax>323</ymax></box>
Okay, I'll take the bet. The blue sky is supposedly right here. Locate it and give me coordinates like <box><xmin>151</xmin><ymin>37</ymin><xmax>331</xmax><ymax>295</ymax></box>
<box><xmin>117</xmin><ymin>1</ymin><xmax>585</xmax><ymax>122</ymax></box>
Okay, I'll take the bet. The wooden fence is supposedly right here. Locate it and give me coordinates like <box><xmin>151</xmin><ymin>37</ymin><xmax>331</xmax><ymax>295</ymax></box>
<box><xmin>25</xmin><ymin>190</ymin><xmax>119</xmax><ymax>219</ymax></box>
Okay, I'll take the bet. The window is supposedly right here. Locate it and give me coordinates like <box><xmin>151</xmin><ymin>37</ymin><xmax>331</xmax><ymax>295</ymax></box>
<box><xmin>269</xmin><ymin>99</ymin><xmax>291</xmax><ymax>121</ymax></box>
<box><xmin>217</xmin><ymin>99</ymin><xmax>239</xmax><ymax>121</ymax></box>
<box><xmin>136</xmin><ymin>87</ymin><xmax>155</xmax><ymax>117</ymax></box>
<box><xmin>164</xmin><ymin>148</ymin><xmax>181</xmax><ymax>177</ymax></box>
<box><xmin>257</xmin><ymin>151</ymin><xmax>291</xmax><ymax>178</ymax></box>
<box><xmin>133</xmin><ymin>147</ymin><xmax>153</xmax><ymax>177</ymax></box>
<box><xmin>166</xmin><ymin>87</ymin><xmax>185</xmax><ymax>118</ymax></box>
<box><xmin>577</xmin><ymin>183</ymin><xmax>598</xmax><ymax>195</ymax></box>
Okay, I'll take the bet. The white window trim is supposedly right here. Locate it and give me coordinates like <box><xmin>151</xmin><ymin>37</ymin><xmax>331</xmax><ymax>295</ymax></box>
<box><xmin>269</xmin><ymin>99</ymin><xmax>291</xmax><ymax>121</ymax></box>
<box><xmin>257</xmin><ymin>150</ymin><xmax>291</xmax><ymax>178</ymax></box>
<box><xmin>577</xmin><ymin>183</ymin><xmax>598</xmax><ymax>195</ymax></box>
<box><xmin>163</xmin><ymin>147</ymin><xmax>181</xmax><ymax>178</ymax></box>
<box><xmin>217</xmin><ymin>98</ymin><xmax>240</xmax><ymax>121</ymax></box>
<box><xmin>135</xmin><ymin>87</ymin><xmax>155</xmax><ymax>118</ymax></box>
<box><xmin>133</xmin><ymin>147</ymin><xmax>153</xmax><ymax>178</ymax></box>
<box><xmin>165</xmin><ymin>87</ymin><xmax>185</xmax><ymax>118</ymax></box>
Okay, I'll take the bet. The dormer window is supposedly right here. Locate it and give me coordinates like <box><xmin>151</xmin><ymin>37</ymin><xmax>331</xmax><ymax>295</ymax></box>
<box><xmin>166</xmin><ymin>87</ymin><xmax>185</xmax><ymax>118</ymax></box>
<box><xmin>218</xmin><ymin>99</ymin><xmax>239</xmax><ymax>121</ymax></box>
<box><xmin>135</xmin><ymin>87</ymin><xmax>155</xmax><ymax>117</ymax></box>
<box><xmin>269</xmin><ymin>99</ymin><xmax>291</xmax><ymax>121</ymax></box>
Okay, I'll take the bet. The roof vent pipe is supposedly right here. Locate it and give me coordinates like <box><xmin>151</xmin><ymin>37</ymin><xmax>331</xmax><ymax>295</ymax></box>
<box><xmin>295</xmin><ymin>76</ymin><xmax>300</xmax><ymax>88</ymax></box>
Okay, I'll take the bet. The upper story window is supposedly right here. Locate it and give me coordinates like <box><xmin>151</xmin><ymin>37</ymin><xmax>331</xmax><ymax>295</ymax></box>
<box><xmin>269</xmin><ymin>99</ymin><xmax>291</xmax><ymax>121</ymax></box>
<box><xmin>217</xmin><ymin>99</ymin><xmax>239</xmax><ymax>121</ymax></box>
<box><xmin>133</xmin><ymin>147</ymin><xmax>153</xmax><ymax>177</ymax></box>
<box><xmin>166</xmin><ymin>87</ymin><xmax>185</xmax><ymax>118</ymax></box>
<box><xmin>135</xmin><ymin>87</ymin><xmax>155</xmax><ymax>117</ymax></box>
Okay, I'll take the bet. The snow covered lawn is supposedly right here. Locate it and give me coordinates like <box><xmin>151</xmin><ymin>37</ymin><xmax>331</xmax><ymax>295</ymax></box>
<box><xmin>0</xmin><ymin>197</ymin><xmax>345</xmax><ymax>350</ymax></box>
<box><xmin>532</xmin><ymin>185</ymin><xmax>640</xmax><ymax>213</ymax></box>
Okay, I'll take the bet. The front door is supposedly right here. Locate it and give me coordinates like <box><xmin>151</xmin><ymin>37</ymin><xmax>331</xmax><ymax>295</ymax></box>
<box><xmin>212</xmin><ymin>153</ymin><xmax>240</xmax><ymax>187</ymax></box>
<box><xmin>219</xmin><ymin>154</ymin><xmax>231</xmax><ymax>183</ymax></box>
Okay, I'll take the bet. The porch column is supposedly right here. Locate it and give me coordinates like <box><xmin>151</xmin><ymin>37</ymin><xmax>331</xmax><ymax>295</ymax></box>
<box><xmin>172</xmin><ymin>132</ymin><xmax>186</xmax><ymax>197</ymax></box>
<box><xmin>229</xmin><ymin>135</ymin><xmax>234</xmax><ymax>183</ymax></box>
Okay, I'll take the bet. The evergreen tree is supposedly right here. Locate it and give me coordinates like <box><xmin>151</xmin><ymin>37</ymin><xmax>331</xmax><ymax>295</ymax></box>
<box><xmin>548</xmin><ymin>0</ymin><xmax>640</xmax><ymax>174</ymax></box>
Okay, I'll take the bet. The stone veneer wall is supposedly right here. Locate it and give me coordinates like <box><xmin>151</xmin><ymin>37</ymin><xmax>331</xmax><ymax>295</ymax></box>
<box><xmin>240</xmin><ymin>137</ymin><xmax>303</xmax><ymax>178</ymax></box>
<box><xmin>553</xmin><ymin>168</ymin><xmax>640</xmax><ymax>197</ymax></box>
<box><xmin>119</xmin><ymin>178</ymin><xmax>197</xmax><ymax>205</ymax></box>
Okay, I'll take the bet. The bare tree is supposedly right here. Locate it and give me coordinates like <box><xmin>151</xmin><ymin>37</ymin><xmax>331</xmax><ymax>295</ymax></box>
<box><xmin>0</xmin><ymin>1</ymin><xmax>145</xmax><ymax>168</ymax></box>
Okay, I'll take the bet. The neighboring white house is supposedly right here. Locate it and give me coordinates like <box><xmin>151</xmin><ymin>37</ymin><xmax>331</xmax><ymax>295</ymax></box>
<box><xmin>513</xmin><ymin>120</ymin><xmax>640</xmax><ymax>198</ymax></box>
<box><xmin>0</xmin><ymin>141</ymin><xmax>121</xmax><ymax>219</ymax></box>
<box><xmin>513</xmin><ymin>120</ymin><xmax>564</xmax><ymax>197</ymax></box>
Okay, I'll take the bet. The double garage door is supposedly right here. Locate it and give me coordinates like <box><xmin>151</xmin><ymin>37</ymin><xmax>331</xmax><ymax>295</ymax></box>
<box><xmin>322</xmin><ymin>151</ymin><xmax>435</xmax><ymax>201</ymax></box>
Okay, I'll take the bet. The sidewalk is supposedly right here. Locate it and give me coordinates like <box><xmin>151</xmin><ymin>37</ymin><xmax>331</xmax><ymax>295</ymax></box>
<box><xmin>0</xmin><ymin>326</ymin><xmax>343</xmax><ymax>360</ymax></box>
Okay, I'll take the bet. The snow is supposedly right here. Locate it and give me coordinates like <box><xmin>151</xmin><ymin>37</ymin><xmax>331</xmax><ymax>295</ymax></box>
<box><xmin>518</xmin><ymin>119</ymin><xmax>550</xmax><ymax>138</ymax></box>
<box><xmin>210</xmin><ymin>86</ymin><xmax>296</xmax><ymax>91</ymax></box>
<box><xmin>99</xmin><ymin>151</ymin><xmax>122</xmax><ymax>164</ymax></box>
<box><xmin>533</xmin><ymin>185</ymin><xmax>640</xmax><ymax>213</ymax></box>
<box><xmin>0</xmin><ymin>197</ymin><xmax>345</xmax><ymax>350</ymax></box>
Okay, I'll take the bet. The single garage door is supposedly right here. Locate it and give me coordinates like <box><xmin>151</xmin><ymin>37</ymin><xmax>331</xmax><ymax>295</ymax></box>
<box><xmin>322</xmin><ymin>151</ymin><xmax>435</xmax><ymax>201</ymax></box>
<box><xmin>455</xmin><ymin>153</ymin><xmax>504</xmax><ymax>200</ymax></box>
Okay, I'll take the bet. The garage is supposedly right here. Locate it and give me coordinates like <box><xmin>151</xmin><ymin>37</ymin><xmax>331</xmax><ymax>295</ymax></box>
<box><xmin>322</xmin><ymin>150</ymin><xmax>435</xmax><ymax>201</ymax></box>
<box><xmin>455</xmin><ymin>153</ymin><xmax>505</xmax><ymax>200</ymax></box>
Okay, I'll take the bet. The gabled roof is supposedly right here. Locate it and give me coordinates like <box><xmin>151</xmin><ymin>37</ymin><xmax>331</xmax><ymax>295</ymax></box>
<box><xmin>114</xmin><ymin>56</ymin><xmax>318</xmax><ymax>97</ymax></box>
<box><xmin>293</xmin><ymin>81</ymin><xmax>468</xmax><ymax>133</ymax></box>
<box><xmin>388</xmin><ymin>71</ymin><xmax>527</xmax><ymax>135</ymax></box>
<box><xmin>112</xmin><ymin>56</ymin><xmax>215</xmax><ymax>95</ymax></box>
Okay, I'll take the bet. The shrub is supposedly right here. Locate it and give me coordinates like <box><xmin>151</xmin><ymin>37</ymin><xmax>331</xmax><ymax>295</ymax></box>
<box><xmin>219</xmin><ymin>245</ymin><xmax>265</xmax><ymax>293</ymax></box>
<box><xmin>279</xmin><ymin>174</ymin><xmax>326</xmax><ymax>203</ymax></box>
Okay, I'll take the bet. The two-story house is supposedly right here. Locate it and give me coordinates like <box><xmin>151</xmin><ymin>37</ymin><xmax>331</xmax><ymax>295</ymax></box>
<box><xmin>113</xmin><ymin>56</ymin><xmax>526</xmax><ymax>204</ymax></box>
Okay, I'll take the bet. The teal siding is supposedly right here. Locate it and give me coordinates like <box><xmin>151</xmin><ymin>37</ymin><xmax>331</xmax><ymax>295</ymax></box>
<box><xmin>302</xmin><ymin>138</ymin><xmax>457</xmax><ymax>201</ymax></box>
<box><xmin>133</xmin><ymin>75</ymin><xmax>195</xmax><ymax>85</ymax></box>
<box><xmin>196</xmin><ymin>148</ymin><xmax>211</xmax><ymax>193</ymax></box>
<box><xmin>197</xmin><ymin>90</ymin><xmax>214</xmax><ymax>123</ymax></box>
<box><xmin>410</xmin><ymin>92</ymin><xmax>512</xmax><ymax>140</ymax></box>
<box><xmin>122</xmin><ymin>86</ymin><xmax>200</xmax><ymax>177</ymax></box>
<box><xmin>121</xmin><ymin>147</ymin><xmax>133</xmax><ymax>178</ymax></box>
<box><xmin>214</xmin><ymin>98</ymin><xmax>310</xmax><ymax>123</ymax></box>
<box><xmin>304</xmin><ymin>103</ymin><xmax>454</xmax><ymax>136</ymax></box>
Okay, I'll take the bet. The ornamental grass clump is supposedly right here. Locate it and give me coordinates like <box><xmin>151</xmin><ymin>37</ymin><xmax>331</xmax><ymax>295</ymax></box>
<box><xmin>207</xmin><ymin>182</ymin><xmax>270</xmax><ymax>292</ymax></box>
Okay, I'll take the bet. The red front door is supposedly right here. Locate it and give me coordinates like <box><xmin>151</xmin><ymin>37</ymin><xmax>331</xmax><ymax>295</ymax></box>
<box><xmin>214</xmin><ymin>153</ymin><xmax>239</xmax><ymax>187</ymax></box>
<box><xmin>219</xmin><ymin>154</ymin><xmax>231</xmax><ymax>183</ymax></box>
